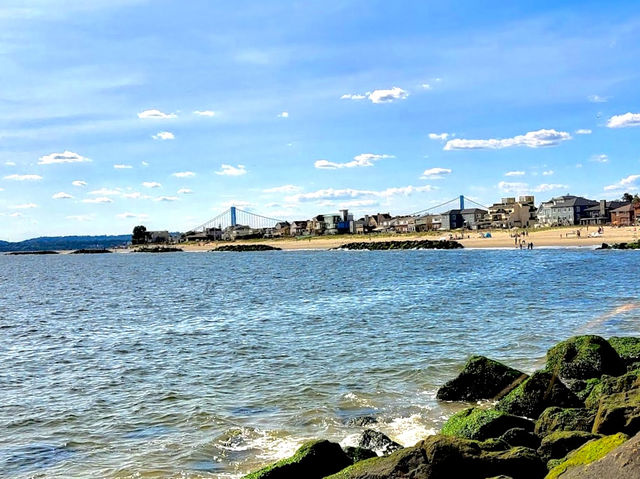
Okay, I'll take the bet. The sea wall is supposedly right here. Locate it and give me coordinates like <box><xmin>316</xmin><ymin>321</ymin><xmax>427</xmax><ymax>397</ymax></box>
<box><xmin>334</xmin><ymin>240</ymin><xmax>463</xmax><ymax>250</ymax></box>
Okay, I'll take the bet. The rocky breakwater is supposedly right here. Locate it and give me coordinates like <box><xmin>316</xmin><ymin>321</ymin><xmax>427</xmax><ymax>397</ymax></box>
<box><xmin>132</xmin><ymin>246</ymin><xmax>183</xmax><ymax>253</ymax></box>
<box><xmin>211</xmin><ymin>244</ymin><xmax>282</xmax><ymax>252</ymax></box>
<box><xmin>334</xmin><ymin>240</ymin><xmax>463</xmax><ymax>251</ymax></box>
<box><xmin>597</xmin><ymin>241</ymin><xmax>640</xmax><ymax>250</ymax></box>
<box><xmin>242</xmin><ymin>335</ymin><xmax>640</xmax><ymax>479</ymax></box>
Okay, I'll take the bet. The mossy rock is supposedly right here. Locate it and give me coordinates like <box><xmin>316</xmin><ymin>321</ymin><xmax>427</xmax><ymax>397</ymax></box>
<box><xmin>534</xmin><ymin>407</ymin><xmax>596</xmax><ymax>436</ymax></box>
<box><xmin>242</xmin><ymin>439</ymin><xmax>351</xmax><ymax>479</ymax></box>
<box><xmin>498</xmin><ymin>428</ymin><xmax>541</xmax><ymax>449</ymax></box>
<box><xmin>343</xmin><ymin>446</ymin><xmax>377</xmax><ymax>463</ymax></box>
<box><xmin>537</xmin><ymin>430</ymin><xmax>601</xmax><ymax>461</ymax></box>
<box><xmin>437</xmin><ymin>356</ymin><xmax>528</xmax><ymax>401</ymax></box>
<box><xmin>441</xmin><ymin>407</ymin><xmax>534</xmax><ymax>441</ymax></box>
<box><xmin>544</xmin><ymin>433</ymin><xmax>629</xmax><ymax>479</ymax></box>
<box><xmin>356</xmin><ymin>429</ymin><xmax>402</xmax><ymax>456</ymax></box>
<box><xmin>584</xmin><ymin>369</ymin><xmax>640</xmax><ymax>409</ymax></box>
<box><xmin>545</xmin><ymin>335</ymin><xmax>625</xmax><ymax>381</ymax></box>
<box><xmin>608</xmin><ymin>337</ymin><xmax>640</xmax><ymax>369</ymax></box>
<box><xmin>564</xmin><ymin>377</ymin><xmax>601</xmax><ymax>402</ymax></box>
<box><xmin>592</xmin><ymin>388</ymin><xmax>640</xmax><ymax>436</ymax></box>
<box><xmin>496</xmin><ymin>371</ymin><xmax>583</xmax><ymax>419</ymax></box>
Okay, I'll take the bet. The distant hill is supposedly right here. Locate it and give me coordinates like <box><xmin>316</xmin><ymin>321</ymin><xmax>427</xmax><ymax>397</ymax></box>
<box><xmin>0</xmin><ymin>234</ymin><xmax>131</xmax><ymax>252</ymax></box>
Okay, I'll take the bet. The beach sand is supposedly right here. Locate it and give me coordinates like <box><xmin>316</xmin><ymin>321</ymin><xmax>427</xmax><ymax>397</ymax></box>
<box><xmin>176</xmin><ymin>225</ymin><xmax>640</xmax><ymax>252</ymax></box>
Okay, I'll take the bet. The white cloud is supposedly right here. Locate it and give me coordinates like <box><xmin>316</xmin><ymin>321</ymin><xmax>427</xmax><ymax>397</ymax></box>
<box><xmin>604</xmin><ymin>174</ymin><xmax>640</xmax><ymax>191</ymax></box>
<box><xmin>5</xmin><ymin>161</ymin><xmax>16</xmax><ymax>166</ymax></box>
<box><xmin>286</xmin><ymin>185</ymin><xmax>435</xmax><ymax>203</ymax></box>
<box><xmin>428</xmin><ymin>133</ymin><xmax>449</xmax><ymax>141</ymax></box>
<box><xmin>421</xmin><ymin>167</ymin><xmax>452</xmax><ymax>180</ymax></box>
<box><xmin>341</xmin><ymin>87</ymin><xmax>409</xmax><ymax>104</ymax></box>
<box><xmin>52</xmin><ymin>192</ymin><xmax>73</xmax><ymax>199</ymax></box>
<box><xmin>444</xmin><ymin>129</ymin><xmax>571</xmax><ymax>150</ymax></box>
<box><xmin>421</xmin><ymin>83</ymin><xmax>432</xmax><ymax>90</ymax></box>
<box><xmin>575</xmin><ymin>129</ymin><xmax>592</xmax><ymax>135</ymax></box>
<box><xmin>505</xmin><ymin>171</ymin><xmax>525</xmax><ymax>177</ymax></box>
<box><xmin>3</xmin><ymin>174</ymin><xmax>43</xmax><ymax>181</ymax></box>
<box><xmin>263</xmin><ymin>184</ymin><xmax>303</xmax><ymax>193</ymax></box>
<box><xmin>10</xmin><ymin>203</ymin><xmax>37</xmax><ymax>209</ymax></box>
<box><xmin>152</xmin><ymin>131</ymin><xmax>175</xmax><ymax>140</ymax></box>
<box><xmin>542</xmin><ymin>170</ymin><xmax>554</xmax><ymax>176</ymax></box>
<box><xmin>215</xmin><ymin>164</ymin><xmax>247</xmax><ymax>176</ymax></box>
<box><xmin>155</xmin><ymin>196</ymin><xmax>179</xmax><ymax>202</ymax></box>
<box><xmin>82</xmin><ymin>197</ymin><xmax>113</xmax><ymax>204</ymax></box>
<box><xmin>114</xmin><ymin>164</ymin><xmax>133</xmax><ymax>169</ymax></box>
<box><xmin>277</xmin><ymin>111</ymin><xmax>289</xmax><ymax>118</ymax></box>
<box><xmin>220</xmin><ymin>200</ymin><xmax>253</xmax><ymax>209</ymax></box>
<box><xmin>588</xmin><ymin>95</ymin><xmax>608</xmax><ymax>103</ymax></box>
<box><xmin>141</xmin><ymin>161</ymin><xmax>149</xmax><ymax>167</ymax></box>
<box><xmin>122</xmin><ymin>192</ymin><xmax>145</xmax><ymax>199</ymax></box>
<box><xmin>137</xmin><ymin>109</ymin><xmax>177</xmax><ymax>119</ymax></box>
<box><xmin>116</xmin><ymin>212</ymin><xmax>149</xmax><ymax>219</ymax></box>
<box><xmin>591</xmin><ymin>154</ymin><xmax>609</xmax><ymax>163</ymax></box>
<box><xmin>340</xmin><ymin>94</ymin><xmax>366</xmax><ymax>100</ymax></box>
<box><xmin>66</xmin><ymin>215</ymin><xmax>93</xmax><ymax>222</ymax></box>
<box><xmin>314</xmin><ymin>153</ymin><xmax>393</xmax><ymax>170</ymax></box>
<box><xmin>534</xmin><ymin>183</ymin><xmax>568</xmax><ymax>192</ymax></box>
<box><xmin>89</xmin><ymin>188</ymin><xmax>122</xmax><ymax>196</ymax></box>
<box><xmin>9</xmin><ymin>212</ymin><xmax>22</xmax><ymax>217</ymax></box>
<box><xmin>172</xmin><ymin>171</ymin><xmax>195</xmax><ymax>178</ymax></box>
<box><xmin>194</xmin><ymin>110</ymin><xmax>215</xmax><ymax>117</ymax></box>
<box><xmin>607</xmin><ymin>112</ymin><xmax>640</xmax><ymax>128</ymax></box>
<box><xmin>177</xmin><ymin>188</ymin><xmax>193</xmax><ymax>194</ymax></box>
<box><xmin>142</xmin><ymin>181</ymin><xmax>162</xmax><ymax>188</ymax></box>
<box><xmin>498</xmin><ymin>181</ymin><xmax>529</xmax><ymax>193</ymax></box>
<box><xmin>72</xmin><ymin>180</ymin><xmax>87</xmax><ymax>187</ymax></box>
<box><xmin>38</xmin><ymin>151</ymin><xmax>91</xmax><ymax>165</ymax></box>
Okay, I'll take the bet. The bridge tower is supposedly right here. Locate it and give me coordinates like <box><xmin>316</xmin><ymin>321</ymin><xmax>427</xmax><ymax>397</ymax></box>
<box><xmin>459</xmin><ymin>195</ymin><xmax>465</xmax><ymax>210</ymax></box>
<box><xmin>230</xmin><ymin>206</ymin><xmax>237</xmax><ymax>227</ymax></box>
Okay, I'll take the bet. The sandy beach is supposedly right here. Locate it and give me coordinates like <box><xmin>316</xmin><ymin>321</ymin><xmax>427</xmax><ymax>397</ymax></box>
<box><xmin>176</xmin><ymin>225</ymin><xmax>640</xmax><ymax>252</ymax></box>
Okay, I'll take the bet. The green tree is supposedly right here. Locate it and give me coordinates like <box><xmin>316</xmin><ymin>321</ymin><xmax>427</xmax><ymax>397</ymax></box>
<box><xmin>622</xmin><ymin>192</ymin><xmax>634</xmax><ymax>202</ymax></box>
<box><xmin>132</xmin><ymin>225</ymin><xmax>148</xmax><ymax>245</ymax></box>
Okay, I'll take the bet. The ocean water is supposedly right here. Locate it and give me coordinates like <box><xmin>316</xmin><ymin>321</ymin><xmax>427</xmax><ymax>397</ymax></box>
<box><xmin>1</xmin><ymin>248</ymin><xmax>639</xmax><ymax>478</ymax></box>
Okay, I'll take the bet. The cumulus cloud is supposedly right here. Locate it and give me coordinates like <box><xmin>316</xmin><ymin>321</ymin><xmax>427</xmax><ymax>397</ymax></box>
<box><xmin>428</xmin><ymin>133</ymin><xmax>449</xmax><ymax>141</ymax></box>
<box><xmin>277</xmin><ymin>111</ymin><xmax>289</xmax><ymax>118</ymax></box>
<box><xmin>155</xmin><ymin>196</ymin><xmax>179</xmax><ymax>202</ymax></box>
<box><xmin>116</xmin><ymin>212</ymin><xmax>149</xmax><ymax>219</ymax></box>
<box><xmin>66</xmin><ymin>215</ymin><xmax>93</xmax><ymax>222</ymax></box>
<box><xmin>604</xmin><ymin>174</ymin><xmax>640</xmax><ymax>191</ymax></box>
<box><xmin>591</xmin><ymin>154</ymin><xmax>609</xmax><ymax>163</ymax></box>
<box><xmin>172</xmin><ymin>171</ymin><xmax>195</xmax><ymax>178</ymax></box>
<box><xmin>498</xmin><ymin>181</ymin><xmax>529</xmax><ymax>193</ymax></box>
<box><xmin>177</xmin><ymin>188</ymin><xmax>193</xmax><ymax>194</ymax></box>
<box><xmin>263</xmin><ymin>184</ymin><xmax>303</xmax><ymax>193</ymax></box>
<box><xmin>82</xmin><ymin>197</ymin><xmax>113</xmax><ymax>204</ymax></box>
<box><xmin>534</xmin><ymin>183</ymin><xmax>568</xmax><ymax>192</ymax></box>
<box><xmin>114</xmin><ymin>164</ymin><xmax>133</xmax><ymax>169</ymax></box>
<box><xmin>141</xmin><ymin>161</ymin><xmax>149</xmax><ymax>167</ymax></box>
<box><xmin>8</xmin><ymin>212</ymin><xmax>22</xmax><ymax>217</ymax></box>
<box><xmin>575</xmin><ymin>129</ymin><xmax>592</xmax><ymax>135</ymax></box>
<box><xmin>72</xmin><ymin>180</ymin><xmax>87</xmax><ymax>187</ymax></box>
<box><xmin>421</xmin><ymin>167</ymin><xmax>452</xmax><ymax>180</ymax></box>
<box><xmin>341</xmin><ymin>87</ymin><xmax>409</xmax><ymax>104</ymax></box>
<box><xmin>142</xmin><ymin>181</ymin><xmax>162</xmax><ymax>188</ymax></box>
<box><xmin>340</xmin><ymin>94</ymin><xmax>366</xmax><ymax>100</ymax></box>
<box><xmin>138</xmin><ymin>109</ymin><xmax>177</xmax><ymax>119</ymax></box>
<box><xmin>38</xmin><ymin>151</ymin><xmax>91</xmax><ymax>165</ymax></box>
<box><xmin>4</xmin><ymin>174</ymin><xmax>42</xmax><ymax>181</ymax></box>
<box><xmin>505</xmin><ymin>171</ymin><xmax>525</xmax><ymax>177</ymax></box>
<box><xmin>89</xmin><ymin>188</ymin><xmax>122</xmax><ymax>196</ymax></box>
<box><xmin>5</xmin><ymin>161</ymin><xmax>16</xmax><ymax>166</ymax></box>
<box><xmin>444</xmin><ymin>129</ymin><xmax>571</xmax><ymax>150</ymax></box>
<box><xmin>52</xmin><ymin>192</ymin><xmax>73</xmax><ymax>199</ymax></box>
<box><xmin>314</xmin><ymin>153</ymin><xmax>393</xmax><ymax>170</ymax></box>
<box><xmin>607</xmin><ymin>112</ymin><xmax>640</xmax><ymax>128</ymax></box>
<box><xmin>286</xmin><ymin>185</ymin><xmax>435</xmax><ymax>203</ymax></box>
<box><xmin>122</xmin><ymin>192</ymin><xmax>145</xmax><ymax>199</ymax></box>
<box><xmin>10</xmin><ymin>203</ymin><xmax>38</xmax><ymax>209</ymax></box>
<box><xmin>152</xmin><ymin>131</ymin><xmax>175</xmax><ymax>140</ymax></box>
<box><xmin>588</xmin><ymin>95</ymin><xmax>608</xmax><ymax>103</ymax></box>
<box><xmin>542</xmin><ymin>170</ymin><xmax>554</xmax><ymax>176</ymax></box>
<box><xmin>194</xmin><ymin>110</ymin><xmax>215</xmax><ymax>117</ymax></box>
<box><xmin>421</xmin><ymin>83</ymin><xmax>432</xmax><ymax>90</ymax></box>
<box><xmin>215</xmin><ymin>164</ymin><xmax>247</xmax><ymax>176</ymax></box>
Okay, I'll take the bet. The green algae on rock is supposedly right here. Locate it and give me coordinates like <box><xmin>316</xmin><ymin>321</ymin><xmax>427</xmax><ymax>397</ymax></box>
<box><xmin>584</xmin><ymin>369</ymin><xmax>640</xmax><ymax>408</ymax></box>
<box><xmin>537</xmin><ymin>430</ymin><xmax>601</xmax><ymax>462</ymax></box>
<box><xmin>592</xmin><ymin>388</ymin><xmax>640</xmax><ymax>436</ymax></box>
<box><xmin>545</xmin><ymin>335</ymin><xmax>625</xmax><ymax>381</ymax></box>
<box><xmin>441</xmin><ymin>407</ymin><xmax>534</xmax><ymax>441</ymax></box>
<box><xmin>534</xmin><ymin>407</ymin><xmax>596</xmax><ymax>436</ymax></box>
<box><xmin>608</xmin><ymin>337</ymin><xmax>640</xmax><ymax>371</ymax></box>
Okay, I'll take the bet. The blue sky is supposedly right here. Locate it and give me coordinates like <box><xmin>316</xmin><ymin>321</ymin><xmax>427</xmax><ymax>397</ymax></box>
<box><xmin>1</xmin><ymin>0</ymin><xmax>640</xmax><ymax>240</ymax></box>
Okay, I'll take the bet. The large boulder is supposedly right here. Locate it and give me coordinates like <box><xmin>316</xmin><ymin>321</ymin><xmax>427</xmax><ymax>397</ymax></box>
<box><xmin>498</xmin><ymin>428</ymin><xmax>541</xmax><ymax>449</ymax></box>
<box><xmin>556</xmin><ymin>431</ymin><xmax>640</xmax><ymax>479</ymax></box>
<box><xmin>608</xmin><ymin>337</ymin><xmax>640</xmax><ymax>370</ymax></box>
<box><xmin>242</xmin><ymin>440</ymin><xmax>352</xmax><ymax>479</ymax></box>
<box><xmin>534</xmin><ymin>407</ymin><xmax>596</xmax><ymax>436</ymax></box>
<box><xmin>545</xmin><ymin>335</ymin><xmax>625</xmax><ymax>381</ymax></box>
<box><xmin>343</xmin><ymin>446</ymin><xmax>377</xmax><ymax>463</ymax></box>
<box><xmin>496</xmin><ymin>371</ymin><xmax>583</xmax><ymax>419</ymax></box>
<box><xmin>537</xmin><ymin>430</ymin><xmax>600</xmax><ymax>462</ymax></box>
<box><xmin>441</xmin><ymin>407</ymin><xmax>534</xmax><ymax>441</ymax></box>
<box><xmin>564</xmin><ymin>378</ymin><xmax>601</xmax><ymax>402</ymax></box>
<box><xmin>437</xmin><ymin>356</ymin><xmax>527</xmax><ymax>401</ymax></box>
<box><xmin>357</xmin><ymin>429</ymin><xmax>402</xmax><ymax>456</ymax></box>
<box><xmin>592</xmin><ymin>388</ymin><xmax>640</xmax><ymax>436</ymax></box>
<box><xmin>544</xmin><ymin>433</ymin><xmax>629</xmax><ymax>479</ymax></box>
<box><xmin>584</xmin><ymin>369</ymin><xmax>640</xmax><ymax>408</ymax></box>
<box><xmin>325</xmin><ymin>434</ymin><xmax>545</xmax><ymax>479</ymax></box>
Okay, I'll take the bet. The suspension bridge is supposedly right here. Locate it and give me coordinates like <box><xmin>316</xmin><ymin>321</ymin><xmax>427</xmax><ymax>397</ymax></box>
<box><xmin>190</xmin><ymin>196</ymin><xmax>491</xmax><ymax>232</ymax></box>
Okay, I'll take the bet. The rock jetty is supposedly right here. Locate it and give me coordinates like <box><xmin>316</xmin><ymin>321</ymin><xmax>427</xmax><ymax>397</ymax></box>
<box><xmin>334</xmin><ymin>240</ymin><xmax>463</xmax><ymax>251</ymax></box>
<box><xmin>133</xmin><ymin>246</ymin><xmax>183</xmax><ymax>253</ymax></box>
<box><xmin>6</xmin><ymin>250</ymin><xmax>59</xmax><ymax>255</ymax></box>
<box><xmin>242</xmin><ymin>334</ymin><xmax>640</xmax><ymax>479</ymax></box>
<box><xmin>211</xmin><ymin>244</ymin><xmax>282</xmax><ymax>252</ymax></box>
<box><xmin>597</xmin><ymin>241</ymin><xmax>640</xmax><ymax>250</ymax></box>
<box><xmin>70</xmin><ymin>249</ymin><xmax>112</xmax><ymax>254</ymax></box>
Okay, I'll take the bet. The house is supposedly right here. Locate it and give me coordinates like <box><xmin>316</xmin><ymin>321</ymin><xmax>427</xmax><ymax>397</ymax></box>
<box><xmin>610</xmin><ymin>203</ymin><xmax>636</xmax><ymax>226</ymax></box>
<box><xmin>147</xmin><ymin>230</ymin><xmax>171</xmax><ymax>243</ymax></box>
<box><xmin>307</xmin><ymin>210</ymin><xmax>353</xmax><ymax>235</ymax></box>
<box><xmin>222</xmin><ymin>225</ymin><xmax>262</xmax><ymax>241</ymax></box>
<box><xmin>411</xmin><ymin>214</ymin><xmax>435</xmax><ymax>232</ymax></box>
<box><xmin>290</xmin><ymin>221</ymin><xmax>308</xmax><ymax>236</ymax></box>
<box><xmin>487</xmin><ymin>196</ymin><xmax>536</xmax><ymax>228</ymax></box>
<box><xmin>273</xmin><ymin>221</ymin><xmax>290</xmax><ymax>237</ymax></box>
<box><xmin>439</xmin><ymin>209</ymin><xmax>463</xmax><ymax>230</ymax></box>
<box><xmin>580</xmin><ymin>200</ymin><xmax>629</xmax><ymax>225</ymax></box>
<box><xmin>536</xmin><ymin>195</ymin><xmax>599</xmax><ymax>226</ymax></box>
<box><xmin>461</xmin><ymin>208</ymin><xmax>489</xmax><ymax>230</ymax></box>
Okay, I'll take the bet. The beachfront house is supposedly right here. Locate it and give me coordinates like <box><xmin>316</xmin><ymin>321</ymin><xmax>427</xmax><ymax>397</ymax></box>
<box><xmin>439</xmin><ymin>210</ymin><xmax>463</xmax><ymax>230</ymax></box>
<box><xmin>461</xmin><ymin>208</ymin><xmax>489</xmax><ymax>229</ymax></box>
<box><xmin>610</xmin><ymin>203</ymin><xmax>637</xmax><ymax>226</ymax></box>
<box><xmin>273</xmin><ymin>221</ymin><xmax>290</xmax><ymax>237</ymax></box>
<box><xmin>289</xmin><ymin>221</ymin><xmax>308</xmax><ymax>236</ymax></box>
<box><xmin>487</xmin><ymin>196</ymin><xmax>536</xmax><ymax>228</ymax></box>
<box><xmin>536</xmin><ymin>195</ymin><xmax>598</xmax><ymax>226</ymax></box>
<box><xmin>580</xmin><ymin>200</ymin><xmax>629</xmax><ymax>226</ymax></box>
<box><xmin>147</xmin><ymin>230</ymin><xmax>171</xmax><ymax>243</ymax></box>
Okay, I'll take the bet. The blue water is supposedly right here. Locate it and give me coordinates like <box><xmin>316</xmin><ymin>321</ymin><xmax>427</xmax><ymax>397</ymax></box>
<box><xmin>1</xmin><ymin>249</ymin><xmax>639</xmax><ymax>478</ymax></box>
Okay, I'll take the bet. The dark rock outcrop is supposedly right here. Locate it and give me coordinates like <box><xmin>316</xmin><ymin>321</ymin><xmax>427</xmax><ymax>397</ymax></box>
<box><xmin>357</xmin><ymin>430</ymin><xmax>402</xmax><ymax>456</ymax></box>
<box><xmin>608</xmin><ymin>337</ymin><xmax>640</xmax><ymax>371</ymax></box>
<box><xmin>212</xmin><ymin>244</ymin><xmax>282</xmax><ymax>252</ymax></box>
<box><xmin>343</xmin><ymin>446</ymin><xmax>378</xmax><ymax>463</ymax></box>
<box><xmin>346</xmin><ymin>416</ymin><xmax>377</xmax><ymax>427</ymax></box>
<box><xmin>496</xmin><ymin>371</ymin><xmax>583</xmax><ymax>419</ymax></box>
<box><xmin>592</xmin><ymin>388</ymin><xmax>640</xmax><ymax>436</ymax></box>
<box><xmin>70</xmin><ymin>249</ymin><xmax>112</xmax><ymax>254</ymax></box>
<box><xmin>584</xmin><ymin>369</ymin><xmax>640</xmax><ymax>408</ymax></box>
<box><xmin>545</xmin><ymin>335</ymin><xmax>625</xmax><ymax>381</ymax></box>
<box><xmin>334</xmin><ymin>240</ymin><xmax>463</xmax><ymax>251</ymax></box>
<box><xmin>534</xmin><ymin>407</ymin><xmax>596</xmax><ymax>436</ymax></box>
<box><xmin>537</xmin><ymin>430</ymin><xmax>600</xmax><ymax>461</ymax></box>
<box><xmin>437</xmin><ymin>356</ymin><xmax>527</xmax><ymax>401</ymax></box>
<box><xmin>441</xmin><ymin>407</ymin><xmax>534</xmax><ymax>441</ymax></box>
<box><xmin>498</xmin><ymin>428</ymin><xmax>541</xmax><ymax>450</ymax></box>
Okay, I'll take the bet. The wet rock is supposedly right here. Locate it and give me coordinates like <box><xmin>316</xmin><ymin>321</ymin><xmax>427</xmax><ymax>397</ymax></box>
<box><xmin>544</xmin><ymin>433</ymin><xmax>629</xmax><ymax>479</ymax></box>
<box><xmin>592</xmin><ymin>388</ymin><xmax>640</xmax><ymax>436</ymax></box>
<box><xmin>441</xmin><ymin>407</ymin><xmax>534</xmax><ymax>441</ymax></box>
<box><xmin>584</xmin><ymin>369</ymin><xmax>640</xmax><ymax>408</ymax></box>
<box><xmin>545</xmin><ymin>335</ymin><xmax>625</xmax><ymax>381</ymax></box>
<box><xmin>496</xmin><ymin>371</ymin><xmax>583</xmax><ymax>419</ymax></box>
<box><xmin>212</xmin><ymin>244</ymin><xmax>281</xmax><ymax>252</ymax></box>
<box><xmin>343</xmin><ymin>446</ymin><xmax>377</xmax><ymax>463</ymax></box>
<box><xmin>346</xmin><ymin>416</ymin><xmax>377</xmax><ymax>427</ymax></box>
<box><xmin>556</xmin><ymin>431</ymin><xmax>640</xmax><ymax>479</ymax></box>
<box><xmin>563</xmin><ymin>378</ymin><xmax>601</xmax><ymax>402</ymax></box>
<box><xmin>537</xmin><ymin>430</ymin><xmax>600</xmax><ymax>461</ymax></box>
<box><xmin>498</xmin><ymin>428</ymin><xmax>541</xmax><ymax>449</ymax></box>
<box><xmin>608</xmin><ymin>337</ymin><xmax>640</xmax><ymax>371</ymax></box>
<box><xmin>334</xmin><ymin>240</ymin><xmax>463</xmax><ymax>251</ymax></box>
<box><xmin>534</xmin><ymin>407</ymin><xmax>596</xmax><ymax>436</ymax></box>
<box><xmin>437</xmin><ymin>356</ymin><xmax>527</xmax><ymax>401</ymax></box>
<box><xmin>357</xmin><ymin>429</ymin><xmax>402</xmax><ymax>456</ymax></box>
<box><xmin>242</xmin><ymin>439</ymin><xmax>352</xmax><ymax>479</ymax></box>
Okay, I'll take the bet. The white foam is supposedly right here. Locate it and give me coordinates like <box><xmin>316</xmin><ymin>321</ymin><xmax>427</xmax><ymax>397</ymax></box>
<box><xmin>381</xmin><ymin>414</ymin><xmax>437</xmax><ymax>447</ymax></box>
